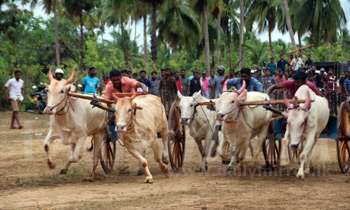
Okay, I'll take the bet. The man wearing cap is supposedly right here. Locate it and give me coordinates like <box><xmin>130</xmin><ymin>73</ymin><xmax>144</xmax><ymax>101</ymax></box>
<box><xmin>267</xmin><ymin>71</ymin><xmax>321</xmax><ymax>98</ymax></box>
<box><xmin>82</xmin><ymin>67</ymin><xmax>100</xmax><ymax>94</ymax></box>
<box><xmin>54</xmin><ymin>68</ymin><xmax>64</xmax><ymax>81</ymax></box>
<box><xmin>226</xmin><ymin>68</ymin><xmax>264</xmax><ymax>92</ymax></box>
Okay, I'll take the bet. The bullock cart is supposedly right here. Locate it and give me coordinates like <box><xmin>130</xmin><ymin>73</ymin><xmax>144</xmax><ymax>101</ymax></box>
<box><xmin>167</xmin><ymin>99</ymin><xmax>186</xmax><ymax>171</ymax></box>
<box><xmin>336</xmin><ymin>101</ymin><xmax>350</xmax><ymax>173</ymax></box>
<box><xmin>67</xmin><ymin>92</ymin><xmax>146</xmax><ymax>174</ymax></box>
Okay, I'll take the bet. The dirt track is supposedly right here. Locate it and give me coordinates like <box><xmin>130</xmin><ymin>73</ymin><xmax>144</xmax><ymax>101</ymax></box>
<box><xmin>1</xmin><ymin>112</ymin><xmax>350</xmax><ymax>210</ymax></box>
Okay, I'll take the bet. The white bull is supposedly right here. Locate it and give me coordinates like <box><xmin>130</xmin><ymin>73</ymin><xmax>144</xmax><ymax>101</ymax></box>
<box><xmin>177</xmin><ymin>91</ymin><xmax>218</xmax><ymax>171</ymax></box>
<box><xmin>283</xmin><ymin>84</ymin><xmax>329</xmax><ymax>178</ymax></box>
<box><xmin>43</xmin><ymin>70</ymin><xmax>108</xmax><ymax>177</ymax></box>
<box><xmin>115</xmin><ymin>94</ymin><xmax>169</xmax><ymax>183</ymax></box>
<box><xmin>214</xmin><ymin>82</ymin><xmax>272</xmax><ymax>170</ymax></box>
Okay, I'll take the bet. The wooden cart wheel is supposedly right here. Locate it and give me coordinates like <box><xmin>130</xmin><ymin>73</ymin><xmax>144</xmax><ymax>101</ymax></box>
<box><xmin>168</xmin><ymin>100</ymin><xmax>186</xmax><ymax>171</ymax></box>
<box><xmin>262</xmin><ymin>136</ymin><xmax>281</xmax><ymax>169</ymax></box>
<box><xmin>336</xmin><ymin>138</ymin><xmax>350</xmax><ymax>174</ymax></box>
<box><xmin>100</xmin><ymin>136</ymin><xmax>117</xmax><ymax>174</ymax></box>
<box><xmin>262</xmin><ymin>123</ymin><xmax>282</xmax><ymax>169</ymax></box>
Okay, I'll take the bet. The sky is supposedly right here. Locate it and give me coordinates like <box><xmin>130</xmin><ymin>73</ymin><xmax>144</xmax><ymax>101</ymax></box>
<box><xmin>28</xmin><ymin>0</ymin><xmax>350</xmax><ymax>46</ymax></box>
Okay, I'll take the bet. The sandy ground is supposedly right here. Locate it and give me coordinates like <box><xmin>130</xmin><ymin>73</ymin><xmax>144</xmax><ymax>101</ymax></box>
<box><xmin>1</xmin><ymin>111</ymin><xmax>350</xmax><ymax>210</ymax></box>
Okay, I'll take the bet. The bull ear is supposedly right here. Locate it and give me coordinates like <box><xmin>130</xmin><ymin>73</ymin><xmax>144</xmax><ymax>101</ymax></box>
<box><xmin>65</xmin><ymin>70</ymin><xmax>76</xmax><ymax>84</ymax></box>
<box><xmin>177</xmin><ymin>90</ymin><xmax>183</xmax><ymax>99</ymax></box>
<box><xmin>48</xmin><ymin>68</ymin><xmax>54</xmax><ymax>81</ymax></box>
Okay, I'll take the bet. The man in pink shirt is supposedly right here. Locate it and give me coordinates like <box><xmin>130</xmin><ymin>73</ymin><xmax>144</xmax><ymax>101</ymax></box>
<box><xmin>267</xmin><ymin>71</ymin><xmax>321</xmax><ymax>98</ymax></box>
<box><xmin>102</xmin><ymin>69</ymin><xmax>147</xmax><ymax>100</ymax></box>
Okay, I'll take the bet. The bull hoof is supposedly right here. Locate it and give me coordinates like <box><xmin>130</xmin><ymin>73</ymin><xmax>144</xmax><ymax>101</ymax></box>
<box><xmin>47</xmin><ymin>160</ymin><xmax>56</xmax><ymax>169</ymax></box>
<box><xmin>296</xmin><ymin>173</ymin><xmax>305</xmax><ymax>179</ymax></box>
<box><xmin>162</xmin><ymin>156</ymin><xmax>169</xmax><ymax>165</ymax></box>
<box><xmin>144</xmin><ymin>176</ymin><xmax>153</xmax><ymax>184</ymax></box>
<box><xmin>60</xmin><ymin>168</ymin><xmax>68</xmax><ymax>175</ymax></box>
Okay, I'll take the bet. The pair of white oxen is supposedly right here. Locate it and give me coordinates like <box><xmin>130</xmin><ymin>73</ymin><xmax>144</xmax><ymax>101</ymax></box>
<box><xmin>43</xmin><ymin>71</ymin><xmax>169</xmax><ymax>183</ymax></box>
<box><xmin>177</xmin><ymin>81</ymin><xmax>329</xmax><ymax>179</ymax></box>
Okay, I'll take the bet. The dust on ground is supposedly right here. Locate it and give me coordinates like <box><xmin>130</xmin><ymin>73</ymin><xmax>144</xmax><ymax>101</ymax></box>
<box><xmin>0</xmin><ymin>111</ymin><xmax>350</xmax><ymax>210</ymax></box>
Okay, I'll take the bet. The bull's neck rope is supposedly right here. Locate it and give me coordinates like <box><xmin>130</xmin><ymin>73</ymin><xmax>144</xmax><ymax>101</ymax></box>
<box><xmin>222</xmin><ymin>106</ymin><xmax>255</xmax><ymax>131</ymax></box>
<box><xmin>52</xmin><ymin>93</ymin><xmax>74</xmax><ymax>116</ymax></box>
<box><xmin>193</xmin><ymin>98</ymin><xmax>215</xmax><ymax>133</ymax></box>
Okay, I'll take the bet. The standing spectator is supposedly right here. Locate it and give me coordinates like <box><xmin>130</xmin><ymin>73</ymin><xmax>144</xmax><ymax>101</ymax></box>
<box><xmin>208</xmin><ymin>70</ymin><xmax>216</xmax><ymax>99</ymax></box>
<box><xmin>227</xmin><ymin>68</ymin><xmax>263</xmax><ymax>92</ymax></box>
<box><xmin>121</xmin><ymin>69</ymin><xmax>128</xmax><ymax>77</ymax></box>
<box><xmin>200</xmin><ymin>72</ymin><xmax>209</xmax><ymax>98</ymax></box>
<box><xmin>81</xmin><ymin>67</ymin><xmax>100</xmax><ymax>94</ymax></box>
<box><xmin>305</xmin><ymin>55</ymin><xmax>313</xmax><ymax>68</ymax></box>
<box><xmin>5</xmin><ymin>70</ymin><xmax>24</xmax><ymax>129</ymax></box>
<box><xmin>214</xmin><ymin>66</ymin><xmax>225</xmax><ymax>98</ymax></box>
<box><xmin>277</xmin><ymin>54</ymin><xmax>288</xmax><ymax>73</ymax></box>
<box><xmin>261</xmin><ymin>68</ymin><xmax>275</xmax><ymax>91</ymax></box>
<box><xmin>288</xmin><ymin>54</ymin><xmax>296</xmax><ymax>72</ymax></box>
<box><xmin>180</xmin><ymin>69</ymin><xmax>189</xmax><ymax>96</ymax></box>
<box><xmin>138</xmin><ymin>70</ymin><xmax>152</xmax><ymax>90</ymax></box>
<box><xmin>343</xmin><ymin>70</ymin><xmax>350</xmax><ymax>100</ymax></box>
<box><xmin>189</xmin><ymin>71</ymin><xmax>201</xmax><ymax>96</ymax></box>
<box><xmin>174</xmin><ymin>72</ymin><xmax>183</xmax><ymax>93</ymax></box>
<box><xmin>315</xmin><ymin>68</ymin><xmax>325</xmax><ymax>88</ymax></box>
<box><xmin>266</xmin><ymin>59</ymin><xmax>277</xmax><ymax>75</ymax></box>
<box><xmin>149</xmin><ymin>71</ymin><xmax>160</xmax><ymax>96</ymax></box>
<box><xmin>295</xmin><ymin>54</ymin><xmax>304</xmax><ymax>71</ymax></box>
<box><xmin>159</xmin><ymin>68</ymin><xmax>177</xmax><ymax>115</ymax></box>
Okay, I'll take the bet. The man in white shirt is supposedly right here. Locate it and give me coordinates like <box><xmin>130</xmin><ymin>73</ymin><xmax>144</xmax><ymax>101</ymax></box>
<box><xmin>5</xmin><ymin>70</ymin><xmax>24</xmax><ymax>129</ymax></box>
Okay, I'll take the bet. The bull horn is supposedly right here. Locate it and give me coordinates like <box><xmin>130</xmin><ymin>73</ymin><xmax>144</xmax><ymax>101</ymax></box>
<box><xmin>65</xmin><ymin>70</ymin><xmax>76</xmax><ymax>84</ymax></box>
<box><xmin>237</xmin><ymin>80</ymin><xmax>246</xmax><ymax>94</ymax></box>
<box><xmin>303</xmin><ymin>91</ymin><xmax>311</xmax><ymax>110</ymax></box>
<box><xmin>48</xmin><ymin>68</ymin><xmax>54</xmax><ymax>81</ymax></box>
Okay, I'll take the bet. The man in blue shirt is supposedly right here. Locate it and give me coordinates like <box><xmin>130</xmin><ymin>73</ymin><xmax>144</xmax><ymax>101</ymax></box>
<box><xmin>343</xmin><ymin>70</ymin><xmax>350</xmax><ymax>97</ymax></box>
<box><xmin>82</xmin><ymin>67</ymin><xmax>100</xmax><ymax>94</ymax></box>
<box><xmin>266</xmin><ymin>58</ymin><xmax>277</xmax><ymax>75</ymax></box>
<box><xmin>277</xmin><ymin>54</ymin><xmax>288</xmax><ymax>73</ymax></box>
<box><xmin>227</xmin><ymin>68</ymin><xmax>263</xmax><ymax>92</ymax></box>
<box><xmin>214</xmin><ymin>66</ymin><xmax>225</xmax><ymax>98</ymax></box>
<box><xmin>138</xmin><ymin>70</ymin><xmax>152</xmax><ymax>91</ymax></box>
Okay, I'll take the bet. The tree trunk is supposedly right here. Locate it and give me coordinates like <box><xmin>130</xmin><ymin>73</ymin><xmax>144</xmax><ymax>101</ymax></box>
<box><xmin>215</xmin><ymin>10</ymin><xmax>222</xmax><ymax>65</ymax></box>
<box><xmin>150</xmin><ymin>4</ymin><xmax>157</xmax><ymax>68</ymax></box>
<box><xmin>298</xmin><ymin>32</ymin><xmax>302</xmax><ymax>48</ymax></box>
<box><xmin>203</xmin><ymin>4</ymin><xmax>210</xmax><ymax>73</ymax></box>
<box><xmin>143</xmin><ymin>15</ymin><xmax>148</xmax><ymax>69</ymax></box>
<box><xmin>79</xmin><ymin>11</ymin><xmax>85</xmax><ymax>69</ymax></box>
<box><xmin>268</xmin><ymin>29</ymin><xmax>274</xmax><ymax>62</ymax></box>
<box><xmin>282</xmin><ymin>0</ymin><xmax>296</xmax><ymax>47</ymax></box>
<box><xmin>53</xmin><ymin>0</ymin><xmax>60</xmax><ymax>66</ymax></box>
<box><xmin>239</xmin><ymin>0</ymin><xmax>244</xmax><ymax>69</ymax></box>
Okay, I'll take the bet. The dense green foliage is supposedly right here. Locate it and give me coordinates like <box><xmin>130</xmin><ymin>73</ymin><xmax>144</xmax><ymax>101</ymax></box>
<box><xmin>0</xmin><ymin>0</ymin><xmax>349</xmax><ymax>109</ymax></box>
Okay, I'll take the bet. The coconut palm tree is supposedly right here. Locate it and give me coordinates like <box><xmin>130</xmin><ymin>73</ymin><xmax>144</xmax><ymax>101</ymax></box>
<box><xmin>291</xmin><ymin>0</ymin><xmax>346</xmax><ymax>45</ymax></box>
<box><xmin>281</xmin><ymin>0</ymin><xmax>295</xmax><ymax>47</ymax></box>
<box><xmin>158</xmin><ymin>0</ymin><xmax>201</xmax><ymax>50</ymax></box>
<box><xmin>24</xmin><ymin>0</ymin><xmax>61</xmax><ymax>65</ymax></box>
<box><xmin>245</xmin><ymin>0</ymin><xmax>283</xmax><ymax>62</ymax></box>
<box><xmin>193</xmin><ymin>0</ymin><xmax>211</xmax><ymax>73</ymax></box>
<box><xmin>141</xmin><ymin>0</ymin><xmax>165</xmax><ymax>67</ymax></box>
<box><xmin>63</xmin><ymin>0</ymin><xmax>96</xmax><ymax>69</ymax></box>
<box><xmin>238</xmin><ymin>0</ymin><xmax>244</xmax><ymax>69</ymax></box>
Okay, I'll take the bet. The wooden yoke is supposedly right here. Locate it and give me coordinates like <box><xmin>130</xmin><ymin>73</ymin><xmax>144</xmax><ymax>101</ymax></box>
<box><xmin>240</xmin><ymin>99</ymin><xmax>314</xmax><ymax>106</ymax></box>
